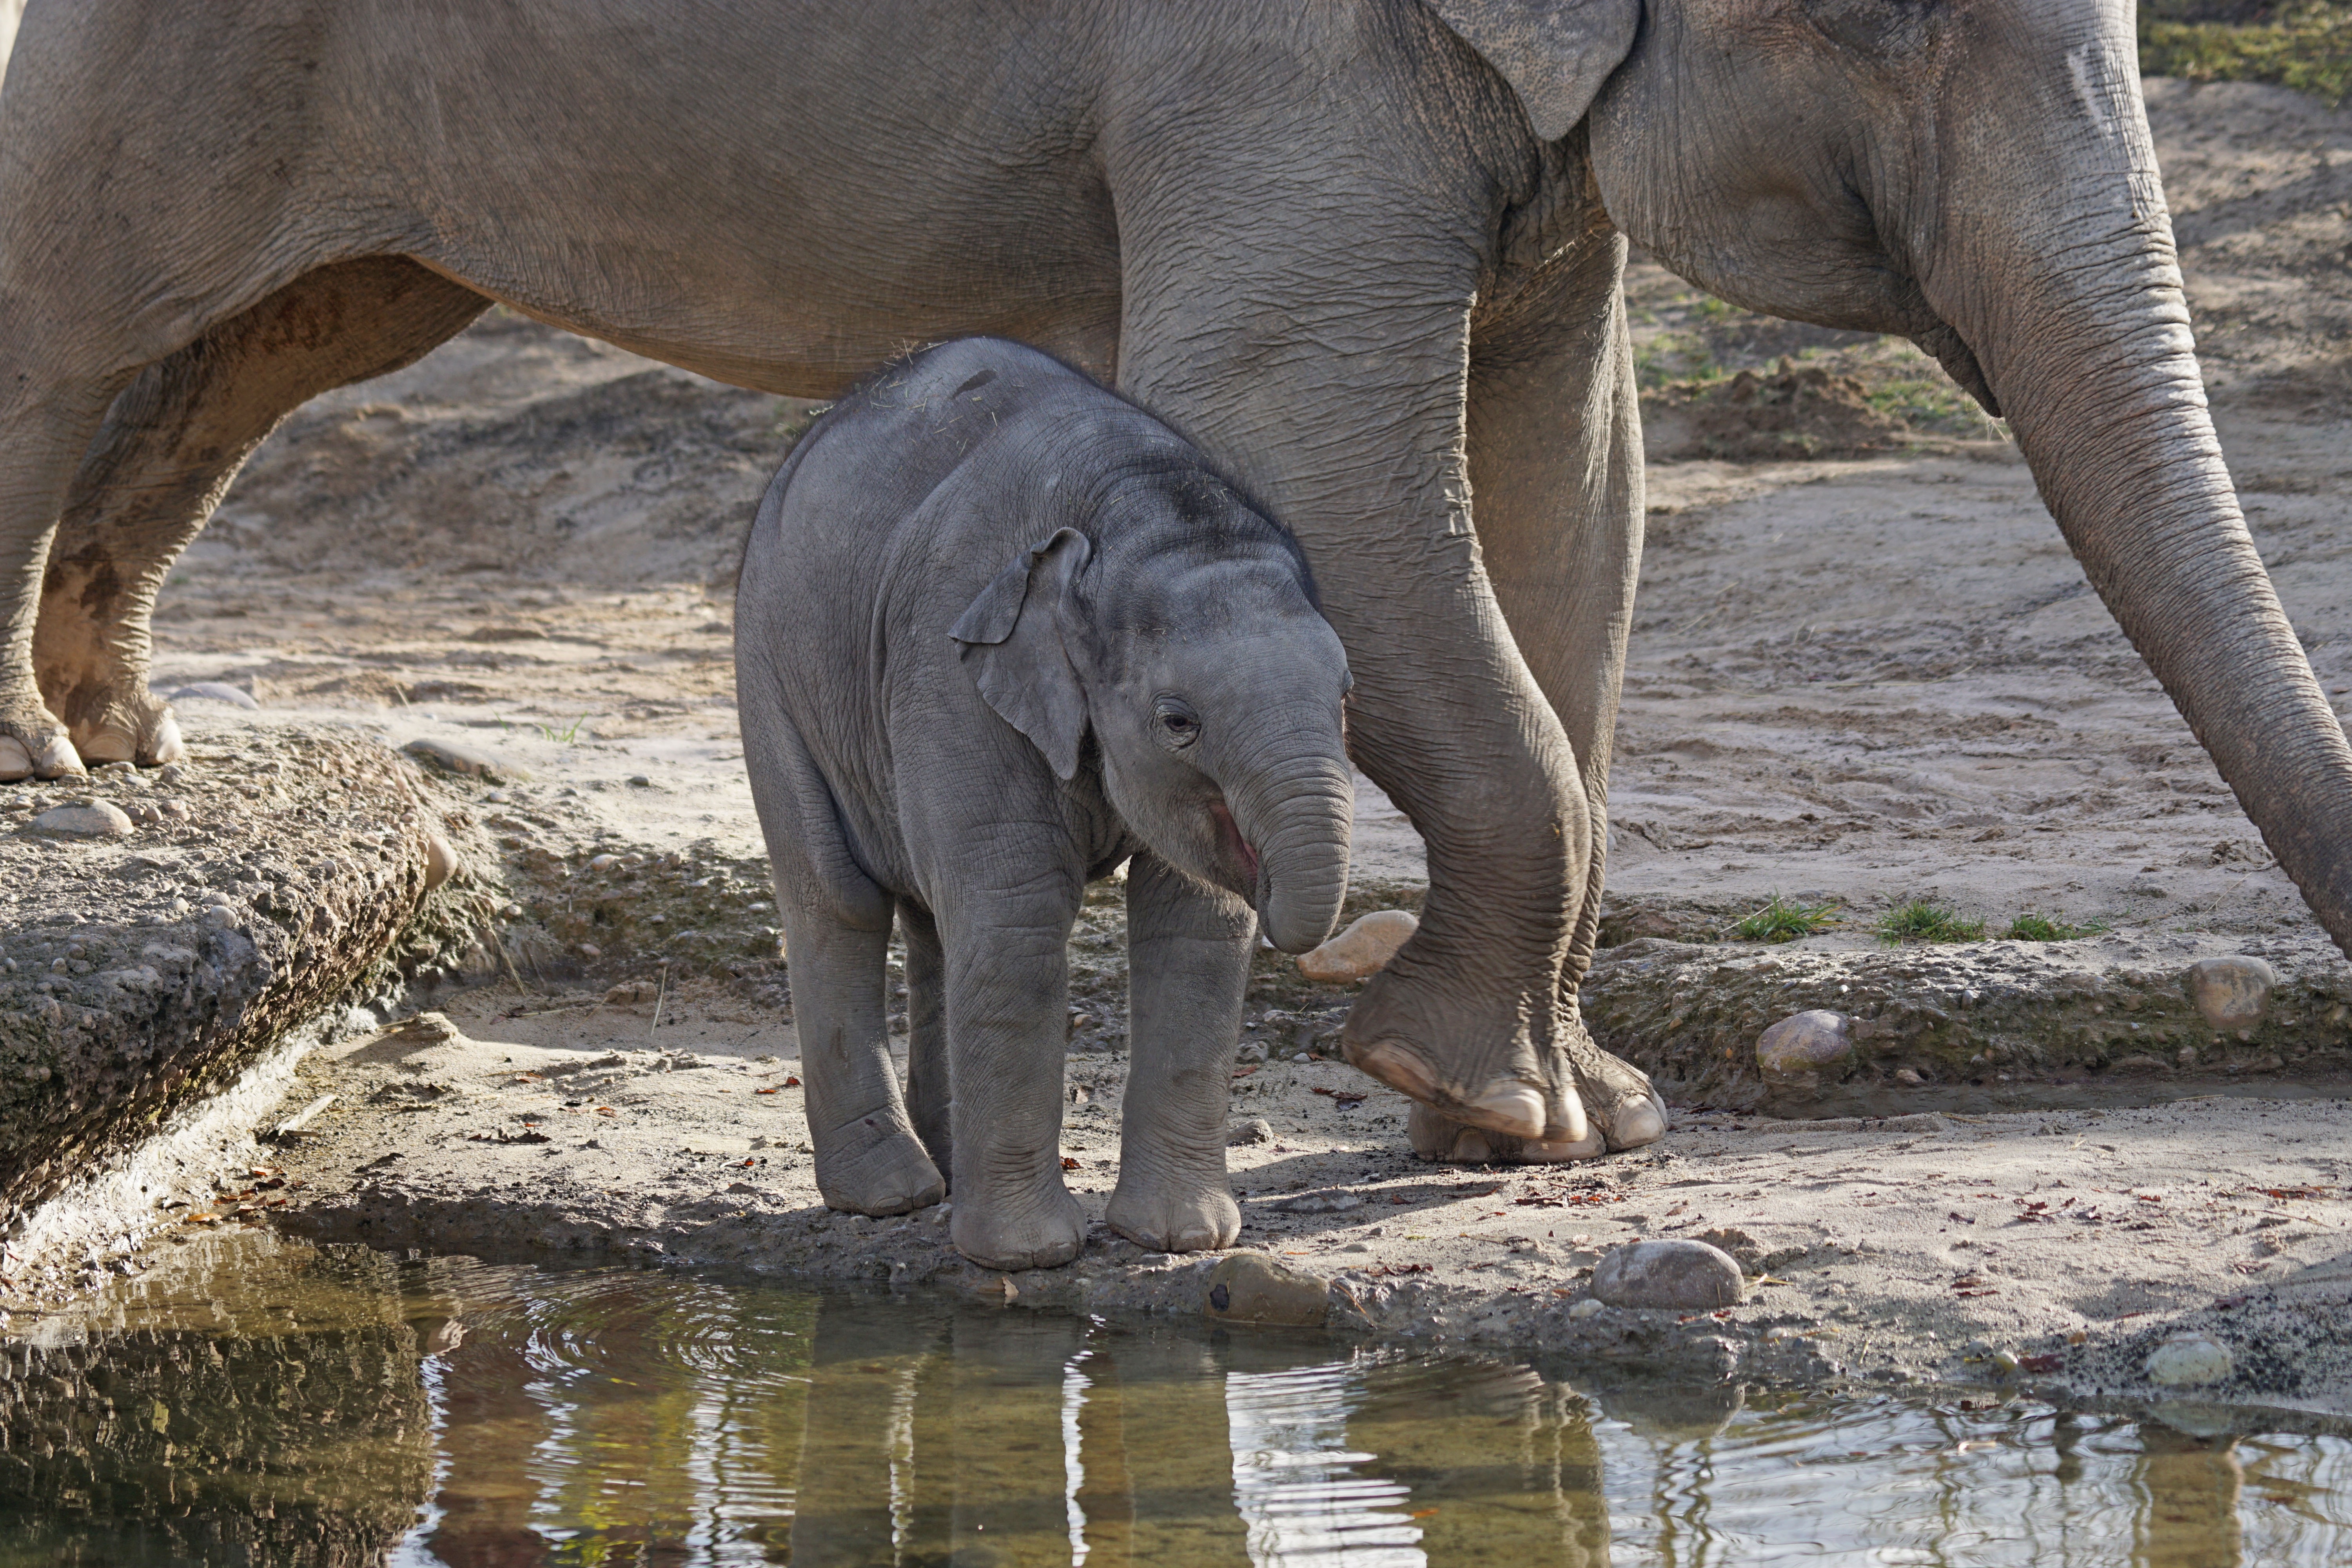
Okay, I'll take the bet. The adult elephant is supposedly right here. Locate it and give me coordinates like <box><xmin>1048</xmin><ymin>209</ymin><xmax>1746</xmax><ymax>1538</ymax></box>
<box><xmin>4</xmin><ymin>0</ymin><xmax>2345</xmax><ymax>1162</ymax></box>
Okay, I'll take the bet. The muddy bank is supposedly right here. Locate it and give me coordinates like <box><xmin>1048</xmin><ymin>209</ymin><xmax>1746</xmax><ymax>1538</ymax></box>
<box><xmin>0</xmin><ymin>976</ymin><xmax>2317</xmax><ymax>1419</ymax></box>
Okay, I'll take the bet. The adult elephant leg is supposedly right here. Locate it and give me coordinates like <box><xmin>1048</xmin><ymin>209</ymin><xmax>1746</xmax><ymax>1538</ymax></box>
<box><xmin>1114</xmin><ymin>231</ymin><xmax>1590</xmax><ymax>1147</ymax></box>
<box><xmin>1105</xmin><ymin>851</ymin><xmax>1251</xmax><ymax>1253</ymax></box>
<box><xmin>1413</xmin><ymin>229</ymin><xmax>1667</xmax><ymax>1162</ymax></box>
<box><xmin>34</xmin><ymin>258</ymin><xmax>490</xmax><ymax>766</ymax></box>
<box><xmin>0</xmin><ymin>353</ymin><xmax>130</xmax><ymax>781</ymax></box>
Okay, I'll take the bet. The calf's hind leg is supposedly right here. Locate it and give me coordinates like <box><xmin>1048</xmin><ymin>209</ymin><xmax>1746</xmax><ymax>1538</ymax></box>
<box><xmin>899</xmin><ymin>898</ymin><xmax>953</xmax><ymax>1181</ymax></box>
<box><xmin>742</xmin><ymin>705</ymin><xmax>943</xmax><ymax>1215</ymax></box>
<box><xmin>34</xmin><ymin>258</ymin><xmax>490</xmax><ymax>764</ymax></box>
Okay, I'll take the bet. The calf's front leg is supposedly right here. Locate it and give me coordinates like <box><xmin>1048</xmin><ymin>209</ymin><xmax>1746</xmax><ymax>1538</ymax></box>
<box><xmin>940</xmin><ymin>892</ymin><xmax>1088</xmax><ymax>1271</ymax></box>
<box><xmin>1105</xmin><ymin>853</ymin><xmax>1251</xmax><ymax>1253</ymax></box>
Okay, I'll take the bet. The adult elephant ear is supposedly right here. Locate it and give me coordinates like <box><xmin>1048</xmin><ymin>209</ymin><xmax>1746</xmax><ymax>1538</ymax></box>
<box><xmin>949</xmin><ymin>527</ymin><xmax>1093</xmax><ymax>781</ymax></box>
<box><xmin>1425</xmin><ymin>0</ymin><xmax>1642</xmax><ymax>141</ymax></box>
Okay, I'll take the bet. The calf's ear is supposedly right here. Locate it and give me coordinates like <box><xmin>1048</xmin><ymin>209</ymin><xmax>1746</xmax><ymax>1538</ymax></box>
<box><xmin>1423</xmin><ymin>0</ymin><xmax>1641</xmax><ymax>141</ymax></box>
<box><xmin>948</xmin><ymin>528</ymin><xmax>1093</xmax><ymax>780</ymax></box>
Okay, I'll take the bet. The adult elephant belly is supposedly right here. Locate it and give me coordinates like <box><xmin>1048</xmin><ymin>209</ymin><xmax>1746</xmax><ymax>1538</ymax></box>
<box><xmin>3</xmin><ymin>0</ymin><xmax>1664</xmax><ymax>1160</ymax></box>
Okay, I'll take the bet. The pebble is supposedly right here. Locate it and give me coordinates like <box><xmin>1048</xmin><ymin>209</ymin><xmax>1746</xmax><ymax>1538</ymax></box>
<box><xmin>1295</xmin><ymin>909</ymin><xmax>1417</xmax><ymax>984</ymax></box>
<box><xmin>423</xmin><ymin>833</ymin><xmax>459</xmax><ymax>890</ymax></box>
<box><xmin>2146</xmin><ymin>1333</ymin><xmax>2234</xmax><ymax>1388</ymax></box>
<box><xmin>1756</xmin><ymin>1009</ymin><xmax>1852</xmax><ymax>1089</ymax></box>
<box><xmin>202</xmin><ymin>906</ymin><xmax>238</xmax><ymax>930</ymax></box>
<box><xmin>2185</xmin><ymin>956</ymin><xmax>2275</xmax><ymax>1033</ymax></box>
<box><xmin>1227</xmin><ymin>1117</ymin><xmax>1274</xmax><ymax>1147</ymax></box>
<box><xmin>30</xmin><ymin>800</ymin><xmax>134</xmax><ymax>839</ymax></box>
<box><xmin>168</xmin><ymin>681</ymin><xmax>260</xmax><ymax>710</ymax></box>
<box><xmin>1590</xmin><ymin>1239</ymin><xmax>1746</xmax><ymax>1310</ymax></box>
<box><xmin>1567</xmin><ymin>1298</ymin><xmax>1608</xmax><ymax>1320</ymax></box>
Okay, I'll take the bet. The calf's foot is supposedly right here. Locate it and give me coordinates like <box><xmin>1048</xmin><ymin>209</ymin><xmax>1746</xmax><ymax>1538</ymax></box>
<box><xmin>814</xmin><ymin>1108</ymin><xmax>944</xmax><ymax>1217</ymax></box>
<box><xmin>951</xmin><ymin>1182</ymin><xmax>1087</xmax><ymax>1272</ymax></box>
<box><xmin>1107</xmin><ymin>1172</ymin><xmax>1240</xmax><ymax>1254</ymax></box>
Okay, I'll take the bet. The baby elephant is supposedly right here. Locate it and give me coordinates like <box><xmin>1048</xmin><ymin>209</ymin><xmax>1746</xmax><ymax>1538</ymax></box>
<box><xmin>736</xmin><ymin>338</ymin><xmax>1354</xmax><ymax>1271</ymax></box>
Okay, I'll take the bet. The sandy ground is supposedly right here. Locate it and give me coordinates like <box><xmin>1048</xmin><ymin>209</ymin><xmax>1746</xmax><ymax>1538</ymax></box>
<box><xmin>11</xmin><ymin>78</ymin><xmax>2352</xmax><ymax>1406</ymax></box>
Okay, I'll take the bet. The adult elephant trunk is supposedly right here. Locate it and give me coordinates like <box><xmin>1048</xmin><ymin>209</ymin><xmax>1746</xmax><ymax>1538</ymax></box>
<box><xmin>1225</xmin><ymin>742</ymin><xmax>1353</xmax><ymax>956</ymax></box>
<box><xmin>1918</xmin><ymin>55</ymin><xmax>2352</xmax><ymax>955</ymax></box>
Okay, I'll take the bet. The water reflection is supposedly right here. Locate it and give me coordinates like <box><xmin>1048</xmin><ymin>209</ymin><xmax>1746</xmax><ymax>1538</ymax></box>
<box><xmin>0</xmin><ymin>1238</ymin><xmax>2348</xmax><ymax>1566</ymax></box>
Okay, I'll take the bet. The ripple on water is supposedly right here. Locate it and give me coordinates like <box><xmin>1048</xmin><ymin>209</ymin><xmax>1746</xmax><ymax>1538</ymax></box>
<box><xmin>1</xmin><ymin>1231</ymin><xmax>2349</xmax><ymax>1566</ymax></box>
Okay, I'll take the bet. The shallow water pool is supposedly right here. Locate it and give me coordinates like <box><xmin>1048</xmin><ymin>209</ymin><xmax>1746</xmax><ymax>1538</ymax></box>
<box><xmin>2</xmin><ymin>1236</ymin><xmax>2348</xmax><ymax>1565</ymax></box>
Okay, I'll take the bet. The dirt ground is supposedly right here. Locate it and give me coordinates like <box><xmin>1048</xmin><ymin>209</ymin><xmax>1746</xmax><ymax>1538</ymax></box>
<box><xmin>14</xmin><ymin>78</ymin><xmax>2352</xmax><ymax>1404</ymax></box>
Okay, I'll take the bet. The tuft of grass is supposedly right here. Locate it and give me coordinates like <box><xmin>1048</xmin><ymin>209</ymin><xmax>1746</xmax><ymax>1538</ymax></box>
<box><xmin>2141</xmin><ymin>1</ymin><xmax>2352</xmax><ymax>106</ymax></box>
<box><xmin>1876</xmin><ymin>900</ymin><xmax>1986</xmax><ymax>946</ymax></box>
<box><xmin>2000</xmin><ymin>913</ymin><xmax>2107</xmax><ymax>942</ymax></box>
<box><xmin>1730</xmin><ymin>894</ymin><xmax>1842</xmax><ymax>944</ymax></box>
<box><xmin>536</xmin><ymin>714</ymin><xmax>590</xmax><ymax>746</ymax></box>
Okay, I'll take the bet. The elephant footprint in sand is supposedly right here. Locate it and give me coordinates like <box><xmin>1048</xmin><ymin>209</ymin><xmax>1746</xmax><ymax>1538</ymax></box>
<box><xmin>735</xmin><ymin>338</ymin><xmax>1354</xmax><ymax>1271</ymax></box>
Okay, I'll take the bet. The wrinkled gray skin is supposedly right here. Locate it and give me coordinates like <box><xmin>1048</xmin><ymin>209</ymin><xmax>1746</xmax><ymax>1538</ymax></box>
<box><xmin>736</xmin><ymin>339</ymin><xmax>1353</xmax><ymax>1270</ymax></box>
<box><xmin>6</xmin><ymin>1</ymin><xmax>2346</xmax><ymax>1167</ymax></box>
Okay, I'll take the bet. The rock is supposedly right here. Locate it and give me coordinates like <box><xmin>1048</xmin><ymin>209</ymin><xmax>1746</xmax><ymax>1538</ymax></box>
<box><xmin>1227</xmin><ymin>1117</ymin><xmax>1274</xmax><ymax>1147</ymax></box>
<box><xmin>1203</xmin><ymin>1252</ymin><xmax>1328</xmax><ymax>1328</ymax></box>
<box><xmin>1566</xmin><ymin>1298</ymin><xmax>1608</xmax><ymax>1320</ymax></box>
<box><xmin>422</xmin><ymin>833</ymin><xmax>460</xmax><ymax>889</ymax></box>
<box><xmin>1590</xmin><ymin>1239</ymin><xmax>1746</xmax><ymax>1310</ymax></box>
<box><xmin>1295</xmin><ymin>909</ymin><xmax>1417</xmax><ymax>984</ymax></box>
<box><xmin>2146</xmin><ymin>1333</ymin><xmax>2234</xmax><ymax>1388</ymax></box>
<box><xmin>167</xmin><ymin>681</ymin><xmax>260</xmax><ymax>710</ymax></box>
<box><xmin>1893</xmin><ymin>1067</ymin><xmax>1924</xmax><ymax>1085</ymax></box>
<box><xmin>401</xmin><ymin>737</ymin><xmax>530</xmax><ymax>783</ymax></box>
<box><xmin>1755</xmin><ymin>1009</ymin><xmax>1852</xmax><ymax>1091</ymax></box>
<box><xmin>28</xmin><ymin>800</ymin><xmax>134</xmax><ymax>839</ymax></box>
<box><xmin>0</xmin><ymin>724</ymin><xmax>479</xmax><ymax>1234</ymax></box>
<box><xmin>2186</xmin><ymin>956</ymin><xmax>2275</xmax><ymax>1032</ymax></box>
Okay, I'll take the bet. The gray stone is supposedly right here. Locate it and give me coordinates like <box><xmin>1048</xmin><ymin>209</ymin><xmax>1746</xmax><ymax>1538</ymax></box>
<box><xmin>29</xmin><ymin>800</ymin><xmax>134</xmax><ymax>839</ymax></box>
<box><xmin>2185</xmin><ymin>956</ymin><xmax>2275</xmax><ymax>1032</ymax></box>
<box><xmin>401</xmin><ymin>737</ymin><xmax>530</xmax><ymax>783</ymax></box>
<box><xmin>1756</xmin><ymin>1009</ymin><xmax>1852</xmax><ymax>1090</ymax></box>
<box><xmin>1590</xmin><ymin>1238</ymin><xmax>1746</xmax><ymax>1310</ymax></box>
<box><xmin>2146</xmin><ymin>1333</ymin><xmax>2234</xmax><ymax>1388</ymax></box>
<box><xmin>167</xmin><ymin>681</ymin><xmax>260</xmax><ymax>710</ymax></box>
<box><xmin>1227</xmin><ymin>1117</ymin><xmax>1274</xmax><ymax>1147</ymax></box>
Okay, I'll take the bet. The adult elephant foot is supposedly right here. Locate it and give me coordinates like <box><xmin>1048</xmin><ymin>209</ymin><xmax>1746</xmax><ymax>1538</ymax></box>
<box><xmin>1405</xmin><ymin>1050</ymin><xmax>1665</xmax><ymax>1163</ymax></box>
<box><xmin>47</xmin><ymin>679</ymin><xmax>183</xmax><ymax>769</ymax></box>
<box><xmin>1106</xmin><ymin>1172</ymin><xmax>1241</xmax><ymax>1254</ymax></box>
<box><xmin>813</xmin><ymin>1110</ymin><xmax>945</xmax><ymax>1218</ymax></box>
<box><xmin>1340</xmin><ymin>960</ymin><xmax>1592</xmax><ymax>1144</ymax></box>
<box><xmin>951</xmin><ymin>1184</ymin><xmax>1087</xmax><ymax>1272</ymax></box>
<box><xmin>0</xmin><ymin>697</ymin><xmax>83</xmax><ymax>782</ymax></box>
